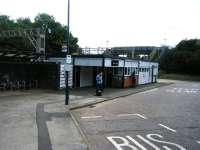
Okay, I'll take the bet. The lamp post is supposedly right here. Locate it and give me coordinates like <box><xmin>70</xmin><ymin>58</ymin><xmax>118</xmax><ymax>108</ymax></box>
<box><xmin>65</xmin><ymin>0</ymin><xmax>70</xmax><ymax>105</ymax></box>
<box><xmin>67</xmin><ymin>0</ymin><xmax>70</xmax><ymax>54</ymax></box>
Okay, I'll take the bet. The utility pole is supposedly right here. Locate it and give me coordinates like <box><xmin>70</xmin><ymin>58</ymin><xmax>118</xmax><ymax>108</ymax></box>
<box><xmin>67</xmin><ymin>0</ymin><xmax>70</xmax><ymax>54</ymax></box>
<box><xmin>65</xmin><ymin>0</ymin><xmax>70</xmax><ymax>105</ymax></box>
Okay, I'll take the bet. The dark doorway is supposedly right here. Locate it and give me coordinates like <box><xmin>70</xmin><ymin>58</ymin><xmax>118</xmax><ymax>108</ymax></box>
<box><xmin>74</xmin><ymin>66</ymin><xmax>80</xmax><ymax>88</ymax></box>
<box><xmin>105</xmin><ymin>67</ymin><xmax>113</xmax><ymax>88</ymax></box>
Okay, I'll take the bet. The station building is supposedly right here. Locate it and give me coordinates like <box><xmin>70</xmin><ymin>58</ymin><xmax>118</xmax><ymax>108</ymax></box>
<box><xmin>72</xmin><ymin>55</ymin><xmax>158</xmax><ymax>88</ymax></box>
<box><xmin>47</xmin><ymin>54</ymin><xmax>159</xmax><ymax>89</ymax></box>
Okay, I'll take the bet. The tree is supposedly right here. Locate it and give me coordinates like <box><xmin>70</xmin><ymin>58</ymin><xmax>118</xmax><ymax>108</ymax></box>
<box><xmin>16</xmin><ymin>18</ymin><xmax>32</xmax><ymax>28</ymax></box>
<box><xmin>0</xmin><ymin>15</ymin><xmax>15</xmax><ymax>30</ymax></box>
<box><xmin>160</xmin><ymin>39</ymin><xmax>200</xmax><ymax>75</ymax></box>
<box><xmin>34</xmin><ymin>13</ymin><xmax>79</xmax><ymax>54</ymax></box>
<box><xmin>0</xmin><ymin>13</ymin><xmax>80</xmax><ymax>55</ymax></box>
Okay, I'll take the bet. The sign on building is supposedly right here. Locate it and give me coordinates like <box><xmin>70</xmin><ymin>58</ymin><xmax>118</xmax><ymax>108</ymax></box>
<box><xmin>112</xmin><ymin>60</ymin><xmax>119</xmax><ymax>66</ymax></box>
<box><xmin>62</xmin><ymin>44</ymin><xmax>68</xmax><ymax>52</ymax></box>
<box><xmin>66</xmin><ymin>55</ymin><xmax>72</xmax><ymax>64</ymax></box>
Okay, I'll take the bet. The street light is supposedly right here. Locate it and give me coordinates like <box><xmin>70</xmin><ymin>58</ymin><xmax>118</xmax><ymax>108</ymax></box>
<box><xmin>67</xmin><ymin>0</ymin><xmax>70</xmax><ymax>54</ymax></box>
<box><xmin>65</xmin><ymin>0</ymin><xmax>70</xmax><ymax>105</ymax></box>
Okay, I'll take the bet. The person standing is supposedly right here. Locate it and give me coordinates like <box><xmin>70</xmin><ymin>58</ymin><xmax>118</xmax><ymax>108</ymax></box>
<box><xmin>96</xmin><ymin>72</ymin><xmax>103</xmax><ymax>95</ymax></box>
<box><xmin>99</xmin><ymin>72</ymin><xmax>103</xmax><ymax>91</ymax></box>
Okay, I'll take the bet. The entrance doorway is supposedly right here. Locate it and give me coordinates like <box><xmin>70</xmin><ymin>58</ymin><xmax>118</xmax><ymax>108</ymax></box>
<box><xmin>104</xmin><ymin>68</ymin><xmax>113</xmax><ymax>88</ymax></box>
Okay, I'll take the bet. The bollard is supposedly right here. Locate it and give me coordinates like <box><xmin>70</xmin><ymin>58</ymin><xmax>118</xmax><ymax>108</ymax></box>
<box><xmin>65</xmin><ymin>71</ymin><xmax>69</xmax><ymax>105</ymax></box>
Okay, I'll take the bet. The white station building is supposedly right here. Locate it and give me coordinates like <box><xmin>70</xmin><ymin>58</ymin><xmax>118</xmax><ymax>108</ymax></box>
<box><xmin>48</xmin><ymin>53</ymin><xmax>158</xmax><ymax>89</ymax></box>
<box><xmin>72</xmin><ymin>55</ymin><xmax>158</xmax><ymax>88</ymax></box>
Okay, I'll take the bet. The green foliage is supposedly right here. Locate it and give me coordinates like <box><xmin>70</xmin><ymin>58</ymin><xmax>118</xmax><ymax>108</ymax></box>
<box><xmin>160</xmin><ymin>39</ymin><xmax>200</xmax><ymax>75</ymax></box>
<box><xmin>0</xmin><ymin>13</ymin><xmax>79</xmax><ymax>54</ymax></box>
<box><xmin>0</xmin><ymin>16</ymin><xmax>32</xmax><ymax>50</ymax></box>
<box><xmin>16</xmin><ymin>18</ymin><xmax>32</xmax><ymax>28</ymax></box>
<box><xmin>0</xmin><ymin>15</ymin><xmax>15</xmax><ymax>29</ymax></box>
<box><xmin>176</xmin><ymin>39</ymin><xmax>200</xmax><ymax>51</ymax></box>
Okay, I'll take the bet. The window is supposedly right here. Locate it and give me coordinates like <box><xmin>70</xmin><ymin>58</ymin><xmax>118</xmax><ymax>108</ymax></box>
<box><xmin>125</xmin><ymin>67</ymin><xmax>128</xmax><ymax>75</ymax></box>
<box><xmin>113</xmin><ymin>68</ymin><xmax>118</xmax><ymax>75</ymax></box>
<box><xmin>113</xmin><ymin>68</ymin><xmax>123</xmax><ymax>76</ymax></box>
<box><xmin>124</xmin><ymin>67</ymin><xmax>132</xmax><ymax>76</ymax></box>
<box><xmin>135</xmin><ymin>68</ymin><xmax>138</xmax><ymax>74</ymax></box>
<box><xmin>128</xmin><ymin>67</ymin><xmax>131</xmax><ymax>75</ymax></box>
<box><xmin>141</xmin><ymin>68</ymin><xmax>144</xmax><ymax>72</ymax></box>
<box><xmin>118</xmin><ymin>68</ymin><xmax>123</xmax><ymax>75</ymax></box>
<box><xmin>132</xmin><ymin>67</ymin><xmax>135</xmax><ymax>74</ymax></box>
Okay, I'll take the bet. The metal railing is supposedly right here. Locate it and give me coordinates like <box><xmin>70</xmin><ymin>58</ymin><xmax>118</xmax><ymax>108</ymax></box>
<box><xmin>81</xmin><ymin>47</ymin><xmax>110</xmax><ymax>55</ymax></box>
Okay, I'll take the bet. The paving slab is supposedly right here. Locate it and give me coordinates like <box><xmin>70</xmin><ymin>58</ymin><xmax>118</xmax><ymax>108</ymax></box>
<box><xmin>0</xmin><ymin>92</ymin><xmax>87</xmax><ymax>150</ymax></box>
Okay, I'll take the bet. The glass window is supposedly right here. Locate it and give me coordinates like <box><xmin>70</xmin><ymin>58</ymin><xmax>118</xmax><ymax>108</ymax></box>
<box><xmin>114</xmin><ymin>67</ymin><xmax>123</xmax><ymax>76</ymax></box>
<box><xmin>113</xmin><ymin>68</ymin><xmax>118</xmax><ymax>75</ymax></box>
<box><xmin>136</xmin><ymin>68</ymin><xmax>138</xmax><ymax>74</ymax></box>
<box><xmin>132</xmin><ymin>67</ymin><xmax>135</xmax><ymax>74</ymax></box>
<box><xmin>125</xmin><ymin>67</ymin><xmax>128</xmax><ymax>75</ymax></box>
<box><xmin>128</xmin><ymin>67</ymin><xmax>131</xmax><ymax>75</ymax></box>
<box><xmin>119</xmin><ymin>68</ymin><xmax>123</xmax><ymax>75</ymax></box>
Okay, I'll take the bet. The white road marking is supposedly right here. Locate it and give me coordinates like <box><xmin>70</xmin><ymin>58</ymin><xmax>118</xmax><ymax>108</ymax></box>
<box><xmin>117</xmin><ymin>113</ymin><xmax>147</xmax><ymax>119</ymax></box>
<box><xmin>177</xmin><ymin>88</ymin><xmax>182</xmax><ymax>93</ymax></box>
<box><xmin>197</xmin><ymin>141</ymin><xmax>200</xmax><ymax>144</ymax></box>
<box><xmin>107</xmin><ymin>134</ymin><xmax>186</xmax><ymax>149</ymax></box>
<box><xmin>147</xmin><ymin>134</ymin><xmax>186</xmax><ymax>150</ymax></box>
<box><xmin>81</xmin><ymin>116</ymin><xmax>102</xmax><ymax>119</ymax></box>
<box><xmin>158</xmin><ymin>124</ymin><xmax>177</xmax><ymax>133</ymax></box>
<box><xmin>135</xmin><ymin>114</ymin><xmax>148</xmax><ymax>119</ymax></box>
<box><xmin>126</xmin><ymin>136</ymin><xmax>148</xmax><ymax>150</ymax></box>
<box><xmin>166</xmin><ymin>87</ymin><xmax>199</xmax><ymax>94</ymax></box>
<box><xmin>117</xmin><ymin>114</ymin><xmax>137</xmax><ymax>117</ymax></box>
<box><xmin>191</xmin><ymin>88</ymin><xmax>199</xmax><ymax>91</ymax></box>
<box><xmin>137</xmin><ymin>135</ymin><xmax>160</xmax><ymax>149</ymax></box>
<box><xmin>107</xmin><ymin>136</ymin><xmax>138</xmax><ymax>150</ymax></box>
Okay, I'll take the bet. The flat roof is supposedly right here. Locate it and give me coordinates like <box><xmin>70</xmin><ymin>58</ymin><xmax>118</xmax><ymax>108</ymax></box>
<box><xmin>72</xmin><ymin>54</ymin><xmax>158</xmax><ymax>63</ymax></box>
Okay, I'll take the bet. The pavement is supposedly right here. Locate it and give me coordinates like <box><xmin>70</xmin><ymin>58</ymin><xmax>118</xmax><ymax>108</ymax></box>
<box><xmin>0</xmin><ymin>91</ymin><xmax>87</xmax><ymax>150</ymax></box>
<box><xmin>0</xmin><ymin>80</ymin><xmax>170</xmax><ymax>150</ymax></box>
<box><xmin>72</xmin><ymin>80</ymin><xmax>200</xmax><ymax>150</ymax></box>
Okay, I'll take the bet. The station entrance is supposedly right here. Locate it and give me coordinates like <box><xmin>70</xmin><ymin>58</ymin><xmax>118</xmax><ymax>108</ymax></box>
<box><xmin>74</xmin><ymin>66</ymin><xmax>114</xmax><ymax>88</ymax></box>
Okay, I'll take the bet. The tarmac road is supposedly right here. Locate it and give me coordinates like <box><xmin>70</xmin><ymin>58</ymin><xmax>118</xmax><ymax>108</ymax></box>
<box><xmin>73</xmin><ymin>81</ymin><xmax>200</xmax><ymax>150</ymax></box>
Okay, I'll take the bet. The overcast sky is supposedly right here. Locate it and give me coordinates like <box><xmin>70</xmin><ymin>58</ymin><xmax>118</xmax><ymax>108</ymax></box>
<box><xmin>1</xmin><ymin>0</ymin><xmax>200</xmax><ymax>48</ymax></box>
